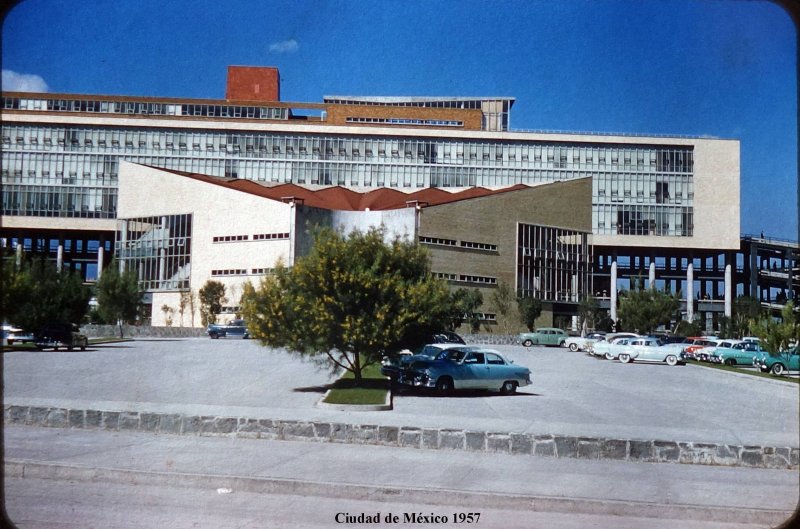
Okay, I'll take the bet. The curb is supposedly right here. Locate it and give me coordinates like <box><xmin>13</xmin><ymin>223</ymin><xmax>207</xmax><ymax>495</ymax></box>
<box><xmin>316</xmin><ymin>389</ymin><xmax>393</xmax><ymax>411</ymax></box>
<box><xmin>5</xmin><ymin>460</ymin><xmax>792</xmax><ymax>525</ymax></box>
<box><xmin>5</xmin><ymin>404</ymin><xmax>798</xmax><ymax>470</ymax></box>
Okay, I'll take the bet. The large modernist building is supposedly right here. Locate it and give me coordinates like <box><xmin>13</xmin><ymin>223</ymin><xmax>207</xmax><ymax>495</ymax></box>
<box><xmin>2</xmin><ymin>65</ymin><xmax>773</xmax><ymax>331</ymax></box>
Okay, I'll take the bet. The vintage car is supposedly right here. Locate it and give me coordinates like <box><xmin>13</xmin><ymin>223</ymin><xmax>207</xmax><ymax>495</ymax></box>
<box><xmin>681</xmin><ymin>337</ymin><xmax>718</xmax><ymax>360</ymax></box>
<box><xmin>709</xmin><ymin>341</ymin><xmax>765</xmax><ymax>366</ymax></box>
<box><xmin>381</xmin><ymin>343</ymin><xmax>475</xmax><ymax>379</ymax></box>
<box><xmin>206</xmin><ymin>319</ymin><xmax>250</xmax><ymax>339</ymax></box>
<box><xmin>699</xmin><ymin>339</ymin><xmax>740</xmax><ymax>362</ymax></box>
<box><xmin>519</xmin><ymin>327</ymin><xmax>568</xmax><ymax>347</ymax></box>
<box><xmin>396</xmin><ymin>347</ymin><xmax>531</xmax><ymax>394</ymax></box>
<box><xmin>618</xmin><ymin>337</ymin><xmax>684</xmax><ymax>366</ymax></box>
<box><xmin>588</xmin><ymin>336</ymin><xmax>637</xmax><ymax>360</ymax></box>
<box><xmin>563</xmin><ymin>332</ymin><xmax>606</xmax><ymax>352</ymax></box>
<box><xmin>34</xmin><ymin>323</ymin><xmax>88</xmax><ymax>351</ymax></box>
<box><xmin>754</xmin><ymin>346</ymin><xmax>799</xmax><ymax>376</ymax></box>
<box><xmin>2</xmin><ymin>325</ymin><xmax>35</xmax><ymax>346</ymax></box>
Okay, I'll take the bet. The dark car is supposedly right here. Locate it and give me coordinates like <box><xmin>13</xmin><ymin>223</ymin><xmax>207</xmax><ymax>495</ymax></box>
<box><xmin>207</xmin><ymin>319</ymin><xmax>250</xmax><ymax>339</ymax></box>
<box><xmin>34</xmin><ymin>323</ymin><xmax>88</xmax><ymax>351</ymax></box>
<box><xmin>380</xmin><ymin>329</ymin><xmax>465</xmax><ymax>379</ymax></box>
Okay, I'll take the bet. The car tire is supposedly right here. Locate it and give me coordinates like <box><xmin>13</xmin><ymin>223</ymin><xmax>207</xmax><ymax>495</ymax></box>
<box><xmin>665</xmin><ymin>355</ymin><xmax>678</xmax><ymax>366</ymax></box>
<box><xmin>619</xmin><ymin>353</ymin><xmax>631</xmax><ymax>363</ymax></box>
<box><xmin>569</xmin><ymin>343</ymin><xmax>578</xmax><ymax>351</ymax></box>
<box><xmin>522</xmin><ymin>339</ymin><xmax>533</xmax><ymax>347</ymax></box>
<box><xmin>604</xmin><ymin>352</ymin><xmax>613</xmax><ymax>361</ymax></box>
<box><xmin>435</xmin><ymin>377</ymin><xmax>454</xmax><ymax>395</ymax></box>
<box><xmin>210</xmin><ymin>334</ymin><xmax>219</xmax><ymax>339</ymax></box>
<box><xmin>500</xmin><ymin>381</ymin><xmax>517</xmax><ymax>394</ymax></box>
<box><xmin>724</xmin><ymin>358</ymin><xmax>735</xmax><ymax>366</ymax></box>
<box><xmin>771</xmin><ymin>363</ymin><xmax>786</xmax><ymax>376</ymax></box>
<box><xmin>80</xmin><ymin>342</ymin><xmax>87</xmax><ymax>351</ymax></box>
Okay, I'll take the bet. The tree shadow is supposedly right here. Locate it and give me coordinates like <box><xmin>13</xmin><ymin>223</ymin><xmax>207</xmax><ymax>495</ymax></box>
<box><xmin>393</xmin><ymin>387</ymin><xmax>541</xmax><ymax>398</ymax></box>
<box><xmin>293</xmin><ymin>378</ymin><xmax>390</xmax><ymax>394</ymax></box>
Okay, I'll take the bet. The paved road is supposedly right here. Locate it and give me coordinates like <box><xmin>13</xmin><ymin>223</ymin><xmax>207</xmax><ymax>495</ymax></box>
<box><xmin>4</xmin><ymin>338</ymin><xmax>798</xmax><ymax>446</ymax></box>
<box><xmin>4</xmin><ymin>426</ymin><xmax>797</xmax><ymax>528</ymax></box>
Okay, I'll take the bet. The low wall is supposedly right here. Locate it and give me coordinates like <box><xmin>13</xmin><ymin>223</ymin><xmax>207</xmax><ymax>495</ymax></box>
<box><xmin>5</xmin><ymin>405</ymin><xmax>797</xmax><ymax>470</ymax></box>
<box><xmin>81</xmin><ymin>324</ymin><xmax>205</xmax><ymax>338</ymax></box>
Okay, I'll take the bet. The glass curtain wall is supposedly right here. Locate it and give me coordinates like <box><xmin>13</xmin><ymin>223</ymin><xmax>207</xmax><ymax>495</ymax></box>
<box><xmin>517</xmin><ymin>223</ymin><xmax>592</xmax><ymax>302</ymax></box>
<box><xmin>115</xmin><ymin>213</ymin><xmax>192</xmax><ymax>291</ymax></box>
<box><xmin>2</xmin><ymin>122</ymin><xmax>694</xmax><ymax>235</ymax></box>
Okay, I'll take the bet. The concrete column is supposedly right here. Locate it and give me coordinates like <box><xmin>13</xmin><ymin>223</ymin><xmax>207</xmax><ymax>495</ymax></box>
<box><xmin>724</xmin><ymin>263</ymin><xmax>732</xmax><ymax>318</ymax></box>
<box><xmin>97</xmin><ymin>245</ymin><xmax>105</xmax><ymax>280</ymax></box>
<box><xmin>649</xmin><ymin>262</ymin><xmax>656</xmax><ymax>289</ymax></box>
<box><xmin>15</xmin><ymin>242</ymin><xmax>22</xmax><ymax>268</ymax></box>
<box><xmin>56</xmin><ymin>244</ymin><xmax>64</xmax><ymax>272</ymax></box>
<box><xmin>610</xmin><ymin>260</ymin><xmax>618</xmax><ymax>322</ymax></box>
<box><xmin>687</xmin><ymin>263</ymin><xmax>694</xmax><ymax>322</ymax></box>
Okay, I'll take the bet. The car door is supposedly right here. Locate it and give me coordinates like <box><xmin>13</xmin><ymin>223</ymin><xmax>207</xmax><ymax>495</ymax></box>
<box><xmin>485</xmin><ymin>352</ymin><xmax>508</xmax><ymax>387</ymax></box>
<box><xmin>460</xmin><ymin>352</ymin><xmax>488</xmax><ymax>389</ymax></box>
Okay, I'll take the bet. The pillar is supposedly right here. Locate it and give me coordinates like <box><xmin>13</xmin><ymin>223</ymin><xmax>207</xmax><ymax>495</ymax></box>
<box><xmin>724</xmin><ymin>263</ymin><xmax>732</xmax><ymax>318</ymax></box>
<box><xmin>610</xmin><ymin>260</ymin><xmax>618</xmax><ymax>322</ymax></box>
<box><xmin>15</xmin><ymin>242</ymin><xmax>22</xmax><ymax>268</ymax></box>
<box><xmin>649</xmin><ymin>262</ymin><xmax>656</xmax><ymax>289</ymax></box>
<box><xmin>686</xmin><ymin>263</ymin><xmax>694</xmax><ymax>322</ymax></box>
<box><xmin>56</xmin><ymin>244</ymin><xmax>64</xmax><ymax>272</ymax></box>
<box><xmin>97</xmin><ymin>245</ymin><xmax>105</xmax><ymax>280</ymax></box>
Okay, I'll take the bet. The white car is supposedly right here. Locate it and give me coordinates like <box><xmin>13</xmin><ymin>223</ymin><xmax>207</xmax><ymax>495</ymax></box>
<box><xmin>563</xmin><ymin>332</ymin><xmax>606</xmax><ymax>352</ymax></box>
<box><xmin>619</xmin><ymin>337</ymin><xmax>684</xmax><ymax>366</ymax></box>
<box><xmin>589</xmin><ymin>336</ymin><xmax>637</xmax><ymax>360</ymax></box>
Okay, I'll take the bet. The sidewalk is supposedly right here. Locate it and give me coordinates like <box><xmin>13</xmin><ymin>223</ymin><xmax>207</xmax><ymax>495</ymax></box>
<box><xmin>4</xmin><ymin>425</ymin><xmax>798</xmax><ymax>526</ymax></box>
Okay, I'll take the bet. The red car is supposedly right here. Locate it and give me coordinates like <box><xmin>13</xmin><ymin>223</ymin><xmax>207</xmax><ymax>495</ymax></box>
<box><xmin>681</xmin><ymin>337</ymin><xmax>717</xmax><ymax>360</ymax></box>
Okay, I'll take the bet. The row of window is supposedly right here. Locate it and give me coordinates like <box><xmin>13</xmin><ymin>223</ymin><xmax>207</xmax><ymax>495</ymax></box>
<box><xmin>433</xmin><ymin>272</ymin><xmax>499</xmax><ymax>285</ymax></box>
<box><xmin>211</xmin><ymin>268</ymin><xmax>276</xmax><ymax>277</ymax></box>
<box><xmin>212</xmin><ymin>232</ymin><xmax>290</xmax><ymax>243</ymax></box>
<box><xmin>345</xmin><ymin>117</ymin><xmax>464</xmax><ymax>127</ymax></box>
<box><xmin>1</xmin><ymin>125</ymin><xmax>694</xmax><ymax>173</ymax></box>
<box><xmin>420</xmin><ymin>236</ymin><xmax>498</xmax><ymax>252</ymax></box>
<box><xmin>2</xmin><ymin>97</ymin><xmax>288</xmax><ymax>120</ymax></box>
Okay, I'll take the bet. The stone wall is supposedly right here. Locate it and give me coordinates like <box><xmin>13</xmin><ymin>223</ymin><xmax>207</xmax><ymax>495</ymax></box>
<box><xmin>81</xmin><ymin>324</ymin><xmax>205</xmax><ymax>338</ymax></box>
<box><xmin>6</xmin><ymin>405</ymin><xmax>796</xmax><ymax>470</ymax></box>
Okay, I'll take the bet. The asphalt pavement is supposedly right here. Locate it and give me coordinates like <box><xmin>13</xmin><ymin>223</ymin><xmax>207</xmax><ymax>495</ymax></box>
<box><xmin>4</xmin><ymin>425</ymin><xmax>798</xmax><ymax>527</ymax></box>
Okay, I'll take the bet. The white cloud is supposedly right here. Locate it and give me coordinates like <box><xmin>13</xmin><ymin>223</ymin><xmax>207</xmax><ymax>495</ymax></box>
<box><xmin>268</xmin><ymin>39</ymin><xmax>299</xmax><ymax>54</ymax></box>
<box><xmin>2</xmin><ymin>70</ymin><xmax>49</xmax><ymax>92</ymax></box>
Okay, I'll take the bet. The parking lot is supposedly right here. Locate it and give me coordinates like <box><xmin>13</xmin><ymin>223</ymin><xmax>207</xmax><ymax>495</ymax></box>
<box><xmin>3</xmin><ymin>338</ymin><xmax>798</xmax><ymax>447</ymax></box>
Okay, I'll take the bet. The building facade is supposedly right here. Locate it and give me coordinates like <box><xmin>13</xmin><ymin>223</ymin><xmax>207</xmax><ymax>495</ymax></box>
<box><xmin>1</xmin><ymin>65</ymin><xmax>752</xmax><ymax>330</ymax></box>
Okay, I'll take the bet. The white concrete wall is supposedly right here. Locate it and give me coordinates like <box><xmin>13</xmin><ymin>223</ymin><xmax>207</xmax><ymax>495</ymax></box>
<box><xmin>592</xmin><ymin>138</ymin><xmax>740</xmax><ymax>250</ymax></box>
<box><xmin>118</xmin><ymin>162</ymin><xmax>293</xmax><ymax>326</ymax></box>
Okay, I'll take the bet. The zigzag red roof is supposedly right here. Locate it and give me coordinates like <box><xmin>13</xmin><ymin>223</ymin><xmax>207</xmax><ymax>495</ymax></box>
<box><xmin>154</xmin><ymin>166</ymin><xmax>532</xmax><ymax>211</ymax></box>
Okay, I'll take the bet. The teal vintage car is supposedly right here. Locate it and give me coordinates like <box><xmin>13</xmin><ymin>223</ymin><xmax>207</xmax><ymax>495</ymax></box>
<box><xmin>396</xmin><ymin>347</ymin><xmax>532</xmax><ymax>394</ymax></box>
<box><xmin>519</xmin><ymin>328</ymin><xmax>568</xmax><ymax>347</ymax></box>
<box><xmin>755</xmin><ymin>346</ymin><xmax>799</xmax><ymax>376</ymax></box>
<box><xmin>710</xmin><ymin>341</ymin><xmax>767</xmax><ymax>366</ymax></box>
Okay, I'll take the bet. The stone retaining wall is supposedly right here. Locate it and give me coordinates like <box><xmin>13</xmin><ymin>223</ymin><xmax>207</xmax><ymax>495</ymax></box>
<box><xmin>5</xmin><ymin>405</ymin><xmax>796</xmax><ymax>470</ymax></box>
<box><xmin>81</xmin><ymin>324</ymin><xmax>205</xmax><ymax>338</ymax></box>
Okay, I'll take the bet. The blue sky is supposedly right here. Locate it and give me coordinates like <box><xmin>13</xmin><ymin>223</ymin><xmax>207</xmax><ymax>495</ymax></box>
<box><xmin>2</xmin><ymin>0</ymin><xmax>797</xmax><ymax>241</ymax></box>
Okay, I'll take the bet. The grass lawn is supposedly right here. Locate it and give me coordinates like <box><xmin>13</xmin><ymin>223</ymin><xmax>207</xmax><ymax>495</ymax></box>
<box><xmin>688</xmin><ymin>360</ymin><xmax>799</xmax><ymax>384</ymax></box>
<box><xmin>322</xmin><ymin>363</ymin><xmax>391</xmax><ymax>405</ymax></box>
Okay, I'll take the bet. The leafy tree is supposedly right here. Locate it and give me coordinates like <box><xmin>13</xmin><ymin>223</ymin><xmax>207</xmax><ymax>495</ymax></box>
<box><xmin>732</xmin><ymin>295</ymin><xmax>762</xmax><ymax>338</ymax></box>
<box><xmin>448</xmin><ymin>288</ymin><xmax>483</xmax><ymax>332</ymax></box>
<box><xmin>3</xmin><ymin>256</ymin><xmax>91</xmax><ymax>330</ymax></box>
<box><xmin>96</xmin><ymin>260</ymin><xmax>142</xmax><ymax>338</ymax></box>
<box><xmin>241</xmin><ymin>226</ymin><xmax>451</xmax><ymax>383</ymax></box>
<box><xmin>199</xmin><ymin>280</ymin><xmax>227</xmax><ymax>327</ymax></box>
<box><xmin>578</xmin><ymin>296</ymin><xmax>603</xmax><ymax>332</ymax></box>
<box><xmin>749</xmin><ymin>302</ymin><xmax>799</xmax><ymax>352</ymax></box>
<box><xmin>517</xmin><ymin>296</ymin><xmax>542</xmax><ymax>331</ymax></box>
<box><xmin>490</xmin><ymin>282</ymin><xmax>513</xmax><ymax>333</ymax></box>
<box><xmin>616</xmin><ymin>287</ymin><xmax>680</xmax><ymax>334</ymax></box>
<box><xmin>179</xmin><ymin>289</ymin><xmax>197</xmax><ymax>327</ymax></box>
<box><xmin>161</xmin><ymin>304</ymin><xmax>175</xmax><ymax>326</ymax></box>
<box><xmin>674</xmin><ymin>318</ymin><xmax>703</xmax><ymax>337</ymax></box>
